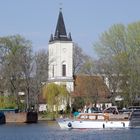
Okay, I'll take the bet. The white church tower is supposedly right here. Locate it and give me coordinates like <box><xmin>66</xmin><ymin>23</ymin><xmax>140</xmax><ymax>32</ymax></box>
<box><xmin>48</xmin><ymin>9</ymin><xmax>74</xmax><ymax>93</ymax></box>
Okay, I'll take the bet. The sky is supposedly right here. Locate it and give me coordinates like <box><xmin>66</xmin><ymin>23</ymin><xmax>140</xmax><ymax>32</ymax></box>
<box><xmin>0</xmin><ymin>0</ymin><xmax>140</xmax><ymax>57</ymax></box>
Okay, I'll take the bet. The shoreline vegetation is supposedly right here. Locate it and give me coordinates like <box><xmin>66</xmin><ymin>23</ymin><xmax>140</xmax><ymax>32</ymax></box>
<box><xmin>38</xmin><ymin>112</ymin><xmax>71</xmax><ymax>121</ymax></box>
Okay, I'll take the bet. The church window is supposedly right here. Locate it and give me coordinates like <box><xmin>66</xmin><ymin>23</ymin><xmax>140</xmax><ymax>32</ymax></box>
<box><xmin>52</xmin><ymin>65</ymin><xmax>54</xmax><ymax>77</ymax></box>
<box><xmin>62</xmin><ymin>64</ymin><xmax>66</xmax><ymax>77</ymax></box>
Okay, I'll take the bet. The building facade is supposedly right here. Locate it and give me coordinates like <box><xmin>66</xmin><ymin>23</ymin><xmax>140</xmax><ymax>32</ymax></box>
<box><xmin>48</xmin><ymin>9</ymin><xmax>74</xmax><ymax>93</ymax></box>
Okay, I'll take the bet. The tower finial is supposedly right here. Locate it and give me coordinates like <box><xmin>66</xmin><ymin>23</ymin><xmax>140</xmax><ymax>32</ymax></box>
<box><xmin>59</xmin><ymin>2</ymin><xmax>62</xmax><ymax>11</ymax></box>
<box><xmin>53</xmin><ymin>5</ymin><xmax>72</xmax><ymax>42</ymax></box>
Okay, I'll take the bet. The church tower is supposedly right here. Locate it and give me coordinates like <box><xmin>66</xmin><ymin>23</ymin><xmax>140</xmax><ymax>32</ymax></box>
<box><xmin>48</xmin><ymin>9</ymin><xmax>74</xmax><ymax>93</ymax></box>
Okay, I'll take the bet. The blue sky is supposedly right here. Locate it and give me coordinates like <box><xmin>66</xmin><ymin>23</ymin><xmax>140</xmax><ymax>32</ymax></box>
<box><xmin>0</xmin><ymin>0</ymin><xmax>140</xmax><ymax>57</ymax></box>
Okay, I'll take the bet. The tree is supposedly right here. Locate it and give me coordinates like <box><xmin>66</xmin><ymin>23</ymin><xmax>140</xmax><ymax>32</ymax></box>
<box><xmin>0</xmin><ymin>96</ymin><xmax>16</xmax><ymax>109</ymax></box>
<box><xmin>80</xmin><ymin>56</ymin><xmax>95</xmax><ymax>75</ymax></box>
<box><xmin>32</xmin><ymin>49</ymin><xmax>49</xmax><ymax>110</ymax></box>
<box><xmin>19</xmin><ymin>40</ymin><xmax>33</xmax><ymax>110</ymax></box>
<box><xmin>43</xmin><ymin>83</ymin><xmax>69</xmax><ymax>115</ymax></box>
<box><xmin>0</xmin><ymin>35</ymin><xmax>33</xmax><ymax>110</ymax></box>
<box><xmin>73</xmin><ymin>43</ymin><xmax>89</xmax><ymax>75</ymax></box>
<box><xmin>74</xmin><ymin>75</ymin><xmax>109</xmax><ymax>107</ymax></box>
<box><xmin>35</xmin><ymin>49</ymin><xmax>48</xmax><ymax>83</ymax></box>
<box><xmin>71</xmin><ymin>97</ymin><xmax>85</xmax><ymax>112</ymax></box>
<box><xmin>121</xmin><ymin>22</ymin><xmax>140</xmax><ymax>106</ymax></box>
<box><xmin>93</xmin><ymin>22</ymin><xmax>140</xmax><ymax>106</ymax></box>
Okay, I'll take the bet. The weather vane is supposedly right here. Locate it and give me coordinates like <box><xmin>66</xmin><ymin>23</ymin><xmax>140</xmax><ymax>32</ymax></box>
<box><xmin>59</xmin><ymin>2</ymin><xmax>63</xmax><ymax>11</ymax></box>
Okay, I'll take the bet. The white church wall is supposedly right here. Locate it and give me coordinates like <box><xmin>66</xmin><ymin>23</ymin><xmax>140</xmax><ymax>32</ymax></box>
<box><xmin>48</xmin><ymin>41</ymin><xmax>73</xmax><ymax>80</ymax></box>
<box><xmin>46</xmin><ymin>10</ymin><xmax>74</xmax><ymax>111</ymax></box>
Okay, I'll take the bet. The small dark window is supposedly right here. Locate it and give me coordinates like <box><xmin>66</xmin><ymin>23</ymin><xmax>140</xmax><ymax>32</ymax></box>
<box><xmin>62</xmin><ymin>64</ymin><xmax>66</xmax><ymax>77</ymax></box>
<box><xmin>52</xmin><ymin>65</ymin><xmax>54</xmax><ymax>77</ymax></box>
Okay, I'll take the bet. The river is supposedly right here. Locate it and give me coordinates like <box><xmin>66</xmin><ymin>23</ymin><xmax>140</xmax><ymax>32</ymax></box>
<box><xmin>0</xmin><ymin>121</ymin><xmax>140</xmax><ymax>140</ymax></box>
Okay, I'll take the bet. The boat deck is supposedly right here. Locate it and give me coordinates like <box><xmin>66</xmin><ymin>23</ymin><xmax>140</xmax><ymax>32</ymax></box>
<box><xmin>77</xmin><ymin>113</ymin><xmax>129</xmax><ymax>121</ymax></box>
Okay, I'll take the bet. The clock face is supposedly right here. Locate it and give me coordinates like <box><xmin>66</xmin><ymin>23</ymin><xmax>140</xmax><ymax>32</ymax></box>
<box><xmin>63</xmin><ymin>48</ymin><xmax>66</xmax><ymax>52</ymax></box>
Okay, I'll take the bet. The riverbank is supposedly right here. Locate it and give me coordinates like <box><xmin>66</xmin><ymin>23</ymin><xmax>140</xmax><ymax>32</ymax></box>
<box><xmin>38</xmin><ymin>114</ymin><xmax>53</xmax><ymax>121</ymax></box>
<box><xmin>38</xmin><ymin>113</ymin><xmax>62</xmax><ymax>121</ymax></box>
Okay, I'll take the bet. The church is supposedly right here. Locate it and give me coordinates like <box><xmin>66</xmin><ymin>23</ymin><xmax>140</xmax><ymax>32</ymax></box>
<box><xmin>39</xmin><ymin>9</ymin><xmax>110</xmax><ymax>112</ymax></box>
<box><xmin>48</xmin><ymin>9</ymin><xmax>74</xmax><ymax>93</ymax></box>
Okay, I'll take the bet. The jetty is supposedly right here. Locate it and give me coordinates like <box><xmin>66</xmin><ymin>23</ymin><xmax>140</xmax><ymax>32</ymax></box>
<box><xmin>0</xmin><ymin>109</ymin><xmax>38</xmax><ymax>124</ymax></box>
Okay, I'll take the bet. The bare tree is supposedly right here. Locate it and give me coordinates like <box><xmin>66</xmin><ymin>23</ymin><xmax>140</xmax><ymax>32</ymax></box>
<box><xmin>80</xmin><ymin>56</ymin><xmax>95</xmax><ymax>75</ymax></box>
<box><xmin>20</xmin><ymin>44</ymin><xmax>33</xmax><ymax>110</ymax></box>
<box><xmin>32</xmin><ymin>49</ymin><xmax>49</xmax><ymax>110</ymax></box>
<box><xmin>73</xmin><ymin>43</ymin><xmax>88</xmax><ymax>75</ymax></box>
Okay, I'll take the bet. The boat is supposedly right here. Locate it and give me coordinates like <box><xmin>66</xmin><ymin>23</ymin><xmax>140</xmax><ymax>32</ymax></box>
<box><xmin>129</xmin><ymin>109</ymin><xmax>140</xmax><ymax>128</ymax></box>
<box><xmin>57</xmin><ymin>112</ymin><xmax>130</xmax><ymax>129</ymax></box>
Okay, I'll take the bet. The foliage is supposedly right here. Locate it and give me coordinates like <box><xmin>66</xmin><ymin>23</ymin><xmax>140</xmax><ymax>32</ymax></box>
<box><xmin>80</xmin><ymin>56</ymin><xmax>95</xmax><ymax>75</ymax></box>
<box><xmin>0</xmin><ymin>96</ymin><xmax>16</xmax><ymax>109</ymax></box>
<box><xmin>0</xmin><ymin>35</ymin><xmax>33</xmax><ymax>110</ymax></box>
<box><xmin>65</xmin><ymin>103</ymin><xmax>71</xmax><ymax>114</ymax></box>
<box><xmin>71</xmin><ymin>97</ymin><xmax>85</xmax><ymax>112</ymax></box>
<box><xmin>93</xmin><ymin>21</ymin><xmax>140</xmax><ymax>106</ymax></box>
<box><xmin>43</xmin><ymin>83</ymin><xmax>69</xmax><ymax>114</ymax></box>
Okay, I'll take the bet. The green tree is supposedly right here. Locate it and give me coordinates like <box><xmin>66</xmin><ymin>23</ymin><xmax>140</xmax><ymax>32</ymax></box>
<box><xmin>94</xmin><ymin>21</ymin><xmax>140</xmax><ymax>106</ymax></box>
<box><xmin>0</xmin><ymin>35</ymin><xmax>33</xmax><ymax>110</ymax></box>
<box><xmin>121</xmin><ymin>22</ymin><xmax>140</xmax><ymax>106</ymax></box>
<box><xmin>0</xmin><ymin>96</ymin><xmax>16</xmax><ymax>109</ymax></box>
<box><xmin>43</xmin><ymin>83</ymin><xmax>69</xmax><ymax>118</ymax></box>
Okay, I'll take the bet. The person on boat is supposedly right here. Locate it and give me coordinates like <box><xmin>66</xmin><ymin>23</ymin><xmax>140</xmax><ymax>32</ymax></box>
<box><xmin>73</xmin><ymin>111</ymin><xmax>79</xmax><ymax>118</ymax></box>
<box><xmin>88</xmin><ymin>107</ymin><xmax>92</xmax><ymax>113</ymax></box>
<box><xmin>112</xmin><ymin>109</ymin><xmax>118</xmax><ymax>114</ymax></box>
<box><xmin>83</xmin><ymin>106</ymin><xmax>88</xmax><ymax>113</ymax></box>
<box><xmin>59</xmin><ymin>109</ymin><xmax>64</xmax><ymax>118</ymax></box>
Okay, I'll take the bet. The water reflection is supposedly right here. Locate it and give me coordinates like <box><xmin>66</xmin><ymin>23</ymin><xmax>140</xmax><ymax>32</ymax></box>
<box><xmin>0</xmin><ymin>121</ymin><xmax>140</xmax><ymax>140</ymax></box>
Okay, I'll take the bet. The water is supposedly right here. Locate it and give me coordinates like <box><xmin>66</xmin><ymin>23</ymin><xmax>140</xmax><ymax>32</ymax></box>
<box><xmin>0</xmin><ymin>121</ymin><xmax>140</xmax><ymax>140</ymax></box>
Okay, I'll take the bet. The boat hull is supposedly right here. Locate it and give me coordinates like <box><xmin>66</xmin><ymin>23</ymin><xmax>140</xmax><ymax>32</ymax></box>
<box><xmin>57</xmin><ymin>119</ymin><xmax>129</xmax><ymax>129</ymax></box>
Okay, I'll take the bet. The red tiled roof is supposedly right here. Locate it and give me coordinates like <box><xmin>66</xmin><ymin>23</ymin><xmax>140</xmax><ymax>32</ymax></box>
<box><xmin>71</xmin><ymin>75</ymin><xmax>110</xmax><ymax>102</ymax></box>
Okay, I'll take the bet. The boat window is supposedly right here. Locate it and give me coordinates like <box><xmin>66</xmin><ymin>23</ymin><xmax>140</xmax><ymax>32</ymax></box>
<box><xmin>98</xmin><ymin>115</ymin><xmax>104</xmax><ymax>120</ymax></box>
<box><xmin>89</xmin><ymin>116</ymin><xmax>96</xmax><ymax>120</ymax></box>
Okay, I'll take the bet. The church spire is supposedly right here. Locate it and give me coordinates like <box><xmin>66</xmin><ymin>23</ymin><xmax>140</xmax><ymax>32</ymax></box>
<box><xmin>54</xmin><ymin>9</ymin><xmax>67</xmax><ymax>37</ymax></box>
<box><xmin>49</xmin><ymin>9</ymin><xmax>72</xmax><ymax>42</ymax></box>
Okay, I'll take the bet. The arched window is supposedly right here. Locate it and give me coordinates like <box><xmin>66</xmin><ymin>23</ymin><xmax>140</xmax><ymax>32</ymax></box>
<box><xmin>62</xmin><ymin>61</ymin><xmax>66</xmax><ymax>77</ymax></box>
<box><xmin>62</xmin><ymin>64</ymin><xmax>66</xmax><ymax>77</ymax></box>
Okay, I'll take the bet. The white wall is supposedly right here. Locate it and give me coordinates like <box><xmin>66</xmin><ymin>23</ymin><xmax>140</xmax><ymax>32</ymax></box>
<box><xmin>48</xmin><ymin>41</ymin><xmax>74</xmax><ymax>92</ymax></box>
<box><xmin>48</xmin><ymin>41</ymin><xmax>73</xmax><ymax>79</ymax></box>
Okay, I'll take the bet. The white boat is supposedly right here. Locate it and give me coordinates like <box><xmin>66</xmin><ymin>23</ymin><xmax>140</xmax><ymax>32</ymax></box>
<box><xmin>57</xmin><ymin>113</ymin><xmax>130</xmax><ymax>129</ymax></box>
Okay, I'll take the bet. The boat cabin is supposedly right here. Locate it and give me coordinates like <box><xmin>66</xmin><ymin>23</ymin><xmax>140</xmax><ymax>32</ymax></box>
<box><xmin>77</xmin><ymin>113</ymin><xmax>109</xmax><ymax>121</ymax></box>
